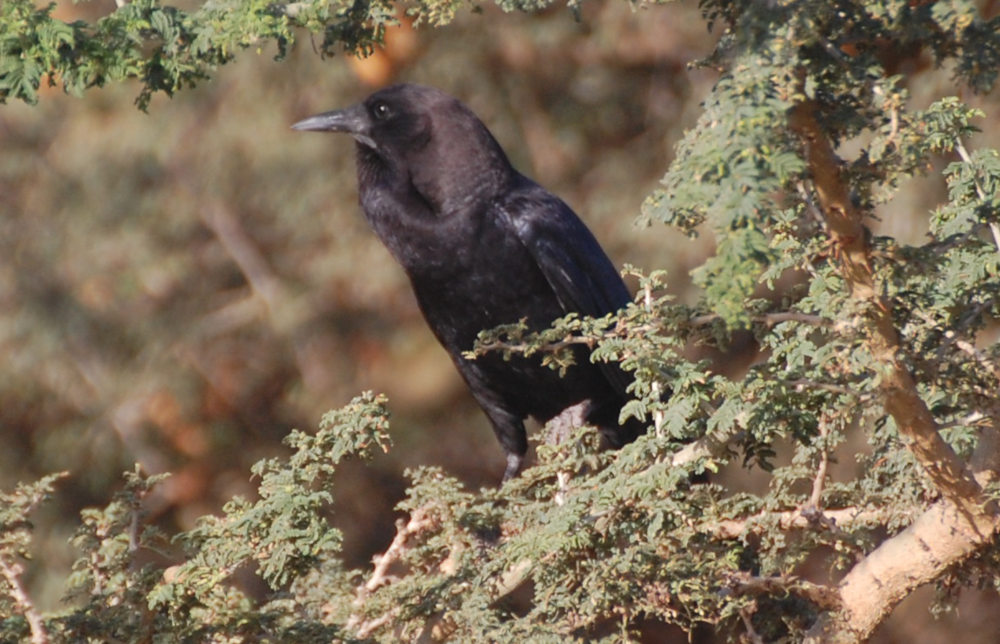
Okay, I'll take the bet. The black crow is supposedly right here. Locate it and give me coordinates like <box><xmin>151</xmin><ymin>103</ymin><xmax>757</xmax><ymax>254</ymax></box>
<box><xmin>293</xmin><ymin>83</ymin><xmax>644</xmax><ymax>480</ymax></box>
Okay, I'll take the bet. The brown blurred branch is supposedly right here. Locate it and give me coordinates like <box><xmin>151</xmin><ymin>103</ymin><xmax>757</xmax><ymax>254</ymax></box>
<box><xmin>66</xmin><ymin>351</ymin><xmax>171</xmax><ymax>475</ymax></box>
<box><xmin>200</xmin><ymin>202</ymin><xmax>285</xmax><ymax>317</ymax></box>
<box><xmin>196</xmin><ymin>200</ymin><xmax>337</xmax><ymax>403</ymax></box>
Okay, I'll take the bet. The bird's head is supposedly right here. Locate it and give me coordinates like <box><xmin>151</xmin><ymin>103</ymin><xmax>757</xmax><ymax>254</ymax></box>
<box><xmin>292</xmin><ymin>84</ymin><xmax>433</xmax><ymax>153</ymax></box>
<box><xmin>293</xmin><ymin>84</ymin><xmax>514</xmax><ymax>213</ymax></box>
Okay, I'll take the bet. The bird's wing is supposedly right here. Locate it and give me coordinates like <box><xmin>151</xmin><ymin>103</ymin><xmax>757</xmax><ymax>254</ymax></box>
<box><xmin>497</xmin><ymin>180</ymin><xmax>634</xmax><ymax>394</ymax></box>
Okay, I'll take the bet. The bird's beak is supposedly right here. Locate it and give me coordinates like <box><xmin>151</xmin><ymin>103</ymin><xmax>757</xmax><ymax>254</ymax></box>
<box><xmin>291</xmin><ymin>104</ymin><xmax>377</xmax><ymax>149</ymax></box>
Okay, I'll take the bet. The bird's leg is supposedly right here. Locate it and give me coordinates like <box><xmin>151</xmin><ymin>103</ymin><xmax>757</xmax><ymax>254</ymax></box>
<box><xmin>502</xmin><ymin>452</ymin><xmax>524</xmax><ymax>482</ymax></box>
<box><xmin>544</xmin><ymin>400</ymin><xmax>592</xmax><ymax>446</ymax></box>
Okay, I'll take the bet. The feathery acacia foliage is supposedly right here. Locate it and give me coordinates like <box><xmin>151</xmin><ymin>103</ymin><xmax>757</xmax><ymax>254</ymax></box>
<box><xmin>2</xmin><ymin>0</ymin><xmax>1000</xmax><ymax>642</ymax></box>
<box><xmin>1</xmin><ymin>0</ymin><xmax>390</xmax><ymax>109</ymax></box>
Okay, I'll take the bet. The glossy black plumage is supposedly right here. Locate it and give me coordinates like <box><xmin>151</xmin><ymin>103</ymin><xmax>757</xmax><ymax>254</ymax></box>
<box><xmin>293</xmin><ymin>83</ymin><xmax>643</xmax><ymax>479</ymax></box>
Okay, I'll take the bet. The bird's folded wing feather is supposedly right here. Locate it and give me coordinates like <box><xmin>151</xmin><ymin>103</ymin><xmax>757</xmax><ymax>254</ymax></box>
<box><xmin>498</xmin><ymin>182</ymin><xmax>634</xmax><ymax>396</ymax></box>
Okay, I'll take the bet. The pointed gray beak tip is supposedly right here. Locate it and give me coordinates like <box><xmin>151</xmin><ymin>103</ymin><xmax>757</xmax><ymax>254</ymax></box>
<box><xmin>291</xmin><ymin>115</ymin><xmax>333</xmax><ymax>132</ymax></box>
<box><xmin>291</xmin><ymin>105</ymin><xmax>369</xmax><ymax>135</ymax></box>
<box><xmin>291</xmin><ymin>105</ymin><xmax>376</xmax><ymax>149</ymax></box>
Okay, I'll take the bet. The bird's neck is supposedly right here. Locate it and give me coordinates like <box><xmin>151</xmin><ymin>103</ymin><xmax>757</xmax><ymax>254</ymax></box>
<box><xmin>411</xmin><ymin>150</ymin><xmax>514</xmax><ymax>216</ymax></box>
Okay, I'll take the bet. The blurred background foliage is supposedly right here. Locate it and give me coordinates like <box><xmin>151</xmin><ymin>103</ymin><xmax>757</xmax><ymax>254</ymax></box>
<box><xmin>2</xmin><ymin>0</ymin><xmax>1000</xmax><ymax>640</ymax></box>
<box><xmin>1</xmin><ymin>0</ymin><xmax>713</xmax><ymax>603</ymax></box>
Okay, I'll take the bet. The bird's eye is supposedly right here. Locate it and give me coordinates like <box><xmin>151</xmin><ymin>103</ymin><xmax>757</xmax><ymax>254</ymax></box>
<box><xmin>372</xmin><ymin>102</ymin><xmax>392</xmax><ymax>120</ymax></box>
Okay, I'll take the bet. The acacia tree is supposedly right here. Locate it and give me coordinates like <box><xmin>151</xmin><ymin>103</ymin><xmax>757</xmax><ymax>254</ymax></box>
<box><xmin>2</xmin><ymin>0</ymin><xmax>1000</xmax><ymax>642</ymax></box>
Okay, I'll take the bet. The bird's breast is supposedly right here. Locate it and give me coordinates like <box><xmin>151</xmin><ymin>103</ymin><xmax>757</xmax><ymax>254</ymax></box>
<box><xmin>410</xmin><ymin>221</ymin><xmax>562</xmax><ymax>350</ymax></box>
<box><xmin>358</xmin><ymin>180</ymin><xmax>565</xmax><ymax>349</ymax></box>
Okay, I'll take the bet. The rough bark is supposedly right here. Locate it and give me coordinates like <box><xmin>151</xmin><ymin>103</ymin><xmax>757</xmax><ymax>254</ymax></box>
<box><xmin>789</xmin><ymin>99</ymin><xmax>1000</xmax><ymax>643</ymax></box>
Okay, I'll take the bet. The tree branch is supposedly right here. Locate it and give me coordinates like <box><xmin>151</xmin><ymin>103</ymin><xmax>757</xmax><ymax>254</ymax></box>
<box><xmin>804</xmin><ymin>500</ymin><xmax>999</xmax><ymax>643</ymax></box>
<box><xmin>954</xmin><ymin>140</ymin><xmax>1000</xmax><ymax>253</ymax></box>
<box><xmin>808</xmin><ymin>420</ymin><xmax>830</xmax><ymax>510</ymax></box>
<box><xmin>0</xmin><ymin>557</ymin><xmax>49</xmax><ymax>644</ymax></box>
<box><xmin>688</xmin><ymin>311</ymin><xmax>834</xmax><ymax>328</ymax></box>
<box><xmin>789</xmin><ymin>98</ymin><xmax>1000</xmax><ymax>643</ymax></box>
<box><xmin>711</xmin><ymin>506</ymin><xmax>902</xmax><ymax>540</ymax></box>
<box><xmin>346</xmin><ymin>507</ymin><xmax>438</xmax><ymax>639</ymax></box>
<box><xmin>788</xmin><ymin>100</ymin><xmax>987</xmax><ymax>516</ymax></box>
<box><xmin>474</xmin><ymin>307</ymin><xmax>845</xmax><ymax>359</ymax></box>
<box><xmin>723</xmin><ymin>571</ymin><xmax>841</xmax><ymax>611</ymax></box>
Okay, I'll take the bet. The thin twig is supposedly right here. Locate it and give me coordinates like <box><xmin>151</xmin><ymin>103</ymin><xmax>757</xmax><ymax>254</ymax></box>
<box><xmin>955</xmin><ymin>140</ymin><xmax>1000</xmax><ymax>254</ymax></box>
<box><xmin>643</xmin><ymin>281</ymin><xmax>667</xmax><ymax>437</ymax></box>
<box><xmin>712</xmin><ymin>506</ymin><xmax>899</xmax><ymax>540</ymax></box>
<box><xmin>784</xmin><ymin>379</ymin><xmax>857</xmax><ymax>397</ymax></box>
<box><xmin>739</xmin><ymin>605</ymin><xmax>765</xmax><ymax>644</ymax></box>
<box><xmin>724</xmin><ymin>571</ymin><xmax>841</xmax><ymax>610</ymax></box>
<box><xmin>689</xmin><ymin>311</ymin><xmax>834</xmax><ymax>328</ymax></box>
<box><xmin>937</xmin><ymin>412</ymin><xmax>987</xmax><ymax>431</ymax></box>
<box><xmin>666</xmin><ymin>425</ymin><xmax>741</xmax><ymax>470</ymax></box>
<box><xmin>953</xmin><ymin>337</ymin><xmax>1000</xmax><ymax>382</ymax></box>
<box><xmin>543</xmin><ymin>402</ymin><xmax>590</xmax><ymax>506</ymax></box>
<box><xmin>809</xmin><ymin>421</ymin><xmax>831</xmax><ymax>510</ymax></box>
<box><xmin>476</xmin><ymin>310</ymin><xmax>837</xmax><ymax>357</ymax></box>
<box><xmin>347</xmin><ymin>507</ymin><xmax>438</xmax><ymax>638</ymax></box>
<box><xmin>0</xmin><ymin>557</ymin><xmax>49</xmax><ymax>644</ymax></box>
<box><xmin>797</xmin><ymin>181</ymin><xmax>828</xmax><ymax>226</ymax></box>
